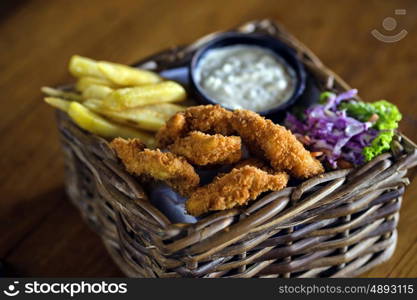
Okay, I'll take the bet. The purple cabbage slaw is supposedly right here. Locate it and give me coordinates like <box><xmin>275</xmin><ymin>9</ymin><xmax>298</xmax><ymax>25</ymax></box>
<box><xmin>285</xmin><ymin>89</ymin><xmax>378</xmax><ymax>168</ymax></box>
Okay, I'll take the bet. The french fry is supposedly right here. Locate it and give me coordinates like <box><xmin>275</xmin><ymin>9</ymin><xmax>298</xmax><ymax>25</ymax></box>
<box><xmin>83</xmin><ymin>99</ymin><xmax>180</xmax><ymax>132</ymax></box>
<box><xmin>44</xmin><ymin>97</ymin><xmax>71</xmax><ymax>112</ymax></box>
<box><xmin>41</xmin><ymin>87</ymin><xmax>83</xmax><ymax>102</ymax></box>
<box><xmin>82</xmin><ymin>85</ymin><xmax>113</xmax><ymax>99</ymax></box>
<box><xmin>82</xmin><ymin>99</ymin><xmax>104</xmax><ymax>110</ymax></box>
<box><xmin>143</xmin><ymin>103</ymin><xmax>186</xmax><ymax>118</ymax></box>
<box><xmin>97</xmin><ymin>61</ymin><xmax>162</xmax><ymax>86</ymax></box>
<box><xmin>75</xmin><ymin>76</ymin><xmax>116</xmax><ymax>92</ymax></box>
<box><xmin>102</xmin><ymin>81</ymin><xmax>187</xmax><ymax>111</ymax></box>
<box><xmin>69</xmin><ymin>55</ymin><xmax>161</xmax><ymax>86</ymax></box>
<box><xmin>69</xmin><ymin>55</ymin><xmax>103</xmax><ymax>78</ymax></box>
<box><xmin>67</xmin><ymin>102</ymin><xmax>155</xmax><ymax>146</ymax></box>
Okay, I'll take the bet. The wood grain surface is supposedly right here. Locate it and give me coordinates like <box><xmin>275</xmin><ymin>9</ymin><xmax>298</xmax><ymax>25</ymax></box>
<box><xmin>0</xmin><ymin>0</ymin><xmax>416</xmax><ymax>277</ymax></box>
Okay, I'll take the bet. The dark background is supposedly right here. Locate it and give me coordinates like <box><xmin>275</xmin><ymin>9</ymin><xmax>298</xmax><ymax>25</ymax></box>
<box><xmin>0</xmin><ymin>0</ymin><xmax>416</xmax><ymax>277</ymax></box>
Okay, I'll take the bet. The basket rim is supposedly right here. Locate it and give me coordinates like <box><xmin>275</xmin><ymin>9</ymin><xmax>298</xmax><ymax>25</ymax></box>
<box><xmin>55</xmin><ymin>19</ymin><xmax>417</xmax><ymax>278</ymax></box>
<box><xmin>55</xmin><ymin>19</ymin><xmax>417</xmax><ymax>231</ymax></box>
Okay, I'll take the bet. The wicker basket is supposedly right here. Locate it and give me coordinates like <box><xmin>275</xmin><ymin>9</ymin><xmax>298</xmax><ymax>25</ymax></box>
<box><xmin>56</xmin><ymin>19</ymin><xmax>417</xmax><ymax>278</ymax></box>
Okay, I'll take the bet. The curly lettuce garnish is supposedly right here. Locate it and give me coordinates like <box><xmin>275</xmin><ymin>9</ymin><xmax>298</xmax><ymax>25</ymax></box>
<box><xmin>339</xmin><ymin>100</ymin><xmax>402</xmax><ymax>161</ymax></box>
<box><xmin>362</xmin><ymin>130</ymin><xmax>395</xmax><ymax>162</ymax></box>
<box><xmin>339</xmin><ymin>100</ymin><xmax>401</xmax><ymax>130</ymax></box>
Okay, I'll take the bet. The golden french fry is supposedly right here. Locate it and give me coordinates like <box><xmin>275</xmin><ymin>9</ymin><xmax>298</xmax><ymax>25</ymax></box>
<box><xmin>69</xmin><ymin>55</ymin><xmax>161</xmax><ymax>86</ymax></box>
<box><xmin>102</xmin><ymin>81</ymin><xmax>187</xmax><ymax>111</ymax></box>
<box><xmin>44</xmin><ymin>97</ymin><xmax>71</xmax><ymax>112</ymax></box>
<box><xmin>75</xmin><ymin>76</ymin><xmax>116</xmax><ymax>92</ymax></box>
<box><xmin>97</xmin><ymin>61</ymin><xmax>162</xmax><ymax>86</ymax></box>
<box><xmin>41</xmin><ymin>87</ymin><xmax>83</xmax><ymax>102</ymax></box>
<box><xmin>69</xmin><ymin>55</ymin><xmax>103</xmax><ymax>78</ymax></box>
<box><xmin>84</xmin><ymin>99</ymin><xmax>168</xmax><ymax>132</ymax></box>
<box><xmin>143</xmin><ymin>103</ymin><xmax>186</xmax><ymax>118</ymax></box>
<box><xmin>82</xmin><ymin>99</ymin><xmax>104</xmax><ymax>110</ymax></box>
<box><xmin>67</xmin><ymin>102</ymin><xmax>155</xmax><ymax>146</ymax></box>
<box><xmin>82</xmin><ymin>85</ymin><xmax>113</xmax><ymax>99</ymax></box>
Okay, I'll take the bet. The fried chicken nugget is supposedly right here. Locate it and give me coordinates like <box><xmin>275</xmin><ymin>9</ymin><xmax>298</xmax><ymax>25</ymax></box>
<box><xmin>155</xmin><ymin>113</ymin><xmax>188</xmax><ymax>148</ymax></box>
<box><xmin>186</xmin><ymin>166</ymin><xmax>288</xmax><ymax>216</ymax></box>
<box><xmin>234</xmin><ymin>157</ymin><xmax>274</xmax><ymax>173</ymax></box>
<box><xmin>156</xmin><ymin>105</ymin><xmax>234</xmax><ymax>147</ymax></box>
<box><xmin>184</xmin><ymin>104</ymin><xmax>234</xmax><ymax>135</ymax></box>
<box><xmin>168</xmin><ymin>131</ymin><xmax>242</xmax><ymax>166</ymax></box>
<box><xmin>231</xmin><ymin>110</ymin><xmax>324</xmax><ymax>179</ymax></box>
<box><xmin>110</xmin><ymin>138</ymin><xmax>199</xmax><ymax>196</ymax></box>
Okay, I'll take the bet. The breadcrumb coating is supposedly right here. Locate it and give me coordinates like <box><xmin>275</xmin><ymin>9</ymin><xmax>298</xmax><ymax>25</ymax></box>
<box><xmin>169</xmin><ymin>131</ymin><xmax>242</xmax><ymax>165</ymax></box>
<box><xmin>186</xmin><ymin>166</ymin><xmax>288</xmax><ymax>216</ymax></box>
<box><xmin>110</xmin><ymin>138</ymin><xmax>199</xmax><ymax>196</ymax></box>
<box><xmin>231</xmin><ymin>110</ymin><xmax>324</xmax><ymax>179</ymax></box>
<box><xmin>156</xmin><ymin>105</ymin><xmax>234</xmax><ymax>148</ymax></box>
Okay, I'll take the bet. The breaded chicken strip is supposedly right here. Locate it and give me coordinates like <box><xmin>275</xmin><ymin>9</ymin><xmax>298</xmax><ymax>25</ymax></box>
<box><xmin>110</xmin><ymin>138</ymin><xmax>199</xmax><ymax>196</ymax></box>
<box><xmin>168</xmin><ymin>131</ymin><xmax>242</xmax><ymax>166</ymax></box>
<box><xmin>231</xmin><ymin>110</ymin><xmax>324</xmax><ymax>179</ymax></box>
<box><xmin>155</xmin><ymin>113</ymin><xmax>188</xmax><ymax>149</ymax></box>
<box><xmin>184</xmin><ymin>105</ymin><xmax>234</xmax><ymax>135</ymax></box>
<box><xmin>186</xmin><ymin>166</ymin><xmax>288</xmax><ymax>216</ymax></box>
<box><xmin>234</xmin><ymin>157</ymin><xmax>274</xmax><ymax>173</ymax></box>
<box><xmin>156</xmin><ymin>105</ymin><xmax>234</xmax><ymax>148</ymax></box>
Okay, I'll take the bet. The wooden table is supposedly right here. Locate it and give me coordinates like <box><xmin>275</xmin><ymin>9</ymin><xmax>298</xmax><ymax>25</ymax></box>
<box><xmin>1</xmin><ymin>0</ymin><xmax>416</xmax><ymax>277</ymax></box>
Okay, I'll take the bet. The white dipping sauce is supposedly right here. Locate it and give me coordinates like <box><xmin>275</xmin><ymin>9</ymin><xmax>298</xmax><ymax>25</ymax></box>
<box><xmin>194</xmin><ymin>45</ymin><xmax>296</xmax><ymax>112</ymax></box>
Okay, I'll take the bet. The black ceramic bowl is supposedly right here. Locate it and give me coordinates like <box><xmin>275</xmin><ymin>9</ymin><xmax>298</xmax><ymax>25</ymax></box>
<box><xmin>189</xmin><ymin>33</ymin><xmax>306</xmax><ymax>116</ymax></box>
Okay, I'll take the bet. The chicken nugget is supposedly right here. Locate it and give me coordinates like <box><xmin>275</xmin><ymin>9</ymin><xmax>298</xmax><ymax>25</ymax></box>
<box><xmin>231</xmin><ymin>110</ymin><xmax>324</xmax><ymax>179</ymax></box>
<box><xmin>156</xmin><ymin>105</ymin><xmax>234</xmax><ymax>148</ymax></box>
<box><xmin>184</xmin><ymin>104</ymin><xmax>234</xmax><ymax>135</ymax></box>
<box><xmin>168</xmin><ymin>131</ymin><xmax>242</xmax><ymax>166</ymax></box>
<box><xmin>110</xmin><ymin>137</ymin><xmax>199</xmax><ymax>196</ymax></box>
<box><xmin>234</xmin><ymin>157</ymin><xmax>274</xmax><ymax>173</ymax></box>
<box><xmin>155</xmin><ymin>113</ymin><xmax>188</xmax><ymax>148</ymax></box>
<box><xmin>186</xmin><ymin>166</ymin><xmax>288</xmax><ymax>216</ymax></box>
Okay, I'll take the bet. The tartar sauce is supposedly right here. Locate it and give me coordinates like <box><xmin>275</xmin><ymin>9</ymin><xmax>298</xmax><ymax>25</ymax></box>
<box><xmin>194</xmin><ymin>45</ymin><xmax>295</xmax><ymax>112</ymax></box>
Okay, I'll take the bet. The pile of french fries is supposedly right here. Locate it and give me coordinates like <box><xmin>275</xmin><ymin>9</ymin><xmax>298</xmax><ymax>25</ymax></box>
<box><xmin>42</xmin><ymin>55</ymin><xmax>189</xmax><ymax>147</ymax></box>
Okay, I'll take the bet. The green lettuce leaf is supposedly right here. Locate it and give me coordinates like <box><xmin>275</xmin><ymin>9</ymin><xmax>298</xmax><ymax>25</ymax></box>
<box><xmin>339</xmin><ymin>100</ymin><xmax>402</xmax><ymax>161</ymax></box>
<box><xmin>339</xmin><ymin>100</ymin><xmax>402</xmax><ymax>130</ymax></box>
<box><xmin>362</xmin><ymin>130</ymin><xmax>394</xmax><ymax>162</ymax></box>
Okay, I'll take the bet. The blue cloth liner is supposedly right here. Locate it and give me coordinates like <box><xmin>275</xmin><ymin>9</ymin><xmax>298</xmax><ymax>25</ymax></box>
<box><xmin>149</xmin><ymin>182</ymin><xmax>197</xmax><ymax>224</ymax></box>
<box><xmin>148</xmin><ymin>147</ymin><xmax>252</xmax><ymax>224</ymax></box>
<box><xmin>148</xmin><ymin>165</ymin><xmax>234</xmax><ymax>224</ymax></box>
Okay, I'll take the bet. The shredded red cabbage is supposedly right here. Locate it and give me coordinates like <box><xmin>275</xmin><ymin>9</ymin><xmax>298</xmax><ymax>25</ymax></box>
<box><xmin>285</xmin><ymin>89</ymin><xmax>378</xmax><ymax>168</ymax></box>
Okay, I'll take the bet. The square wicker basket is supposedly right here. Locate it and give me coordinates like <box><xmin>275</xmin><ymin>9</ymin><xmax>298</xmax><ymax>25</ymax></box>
<box><xmin>56</xmin><ymin>19</ymin><xmax>417</xmax><ymax>278</ymax></box>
